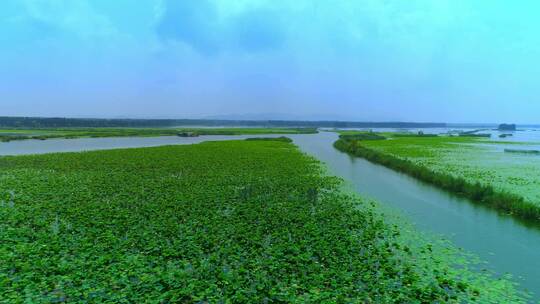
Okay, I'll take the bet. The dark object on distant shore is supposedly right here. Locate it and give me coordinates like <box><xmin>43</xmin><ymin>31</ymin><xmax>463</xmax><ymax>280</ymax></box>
<box><xmin>499</xmin><ymin>134</ymin><xmax>513</xmax><ymax>138</ymax></box>
<box><xmin>394</xmin><ymin>131</ymin><xmax>438</xmax><ymax>138</ymax></box>
<box><xmin>245</xmin><ymin>136</ymin><xmax>293</xmax><ymax>143</ymax></box>
<box><xmin>339</xmin><ymin>133</ymin><xmax>386</xmax><ymax>141</ymax></box>
<box><xmin>498</xmin><ymin>124</ymin><xmax>516</xmax><ymax>131</ymax></box>
<box><xmin>177</xmin><ymin>132</ymin><xmax>199</xmax><ymax>137</ymax></box>
<box><xmin>459</xmin><ymin>133</ymin><xmax>491</xmax><ymax>138</ymax></box>
<box><xmin>460</xmin><ymin>129</ymin><xmax>488</xmax><ymax>135</ymax></box>
<box><xmin>504</xmin><ymin>149</ymin><xmax>540</xmax><ymax>155</ymax></box>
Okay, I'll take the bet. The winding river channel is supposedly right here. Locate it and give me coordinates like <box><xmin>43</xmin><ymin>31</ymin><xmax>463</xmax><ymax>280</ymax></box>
<box><xmin>1</xmin><ymin>132</ymin><xmax>539</xmax><ymax>300</ymax></box>
<box><xmin>291</xmin><ymin>132</ymin><xmax>540</xmax><ymax>300</ymax></box>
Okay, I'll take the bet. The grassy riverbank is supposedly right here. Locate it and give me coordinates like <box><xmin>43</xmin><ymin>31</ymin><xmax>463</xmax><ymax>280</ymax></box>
<box><xmin>0</xmin><ymin>139</ymin><xmax>525</xmax><ymax>302</ymax></box>
<box><xmin>0</xmin><ymin>127</ymin><xmax>317</xmax><ymax>142</ymax></box>
<box><xmin>334</xmin><ymin>133</ymin><xmax>540</xmax><ymax>225</ymax></box>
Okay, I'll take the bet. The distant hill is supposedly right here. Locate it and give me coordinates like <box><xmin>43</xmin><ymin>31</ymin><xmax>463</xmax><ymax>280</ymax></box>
<box><xmin>0</xmin><ymin>116</ymin><xmax>447</xmax><ymax>129</ymax></box>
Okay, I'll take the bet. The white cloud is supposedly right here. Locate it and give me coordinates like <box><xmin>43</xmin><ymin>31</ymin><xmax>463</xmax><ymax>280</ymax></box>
<box><xmin>23</xmin><ymin>0</ymin><xmax>119</xmax><ymax>40</ymax></box>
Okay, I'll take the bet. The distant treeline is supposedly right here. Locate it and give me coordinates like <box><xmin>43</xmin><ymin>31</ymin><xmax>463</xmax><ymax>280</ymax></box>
<box><xmin>0</xmin><ymin>116</ymin><xmax>447</xmax><ymax>129</ymax></box>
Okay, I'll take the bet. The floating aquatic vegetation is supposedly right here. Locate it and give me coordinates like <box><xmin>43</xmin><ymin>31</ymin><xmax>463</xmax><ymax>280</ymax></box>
<box><xmin>334</xmin><ymin>134</ymin><xmax>540</xmax><ymax>225</ymax></box>
<box><xmin>0</xmin><ymin>140</ymin><xmax>527</xmax><ymax>302</ymax></box>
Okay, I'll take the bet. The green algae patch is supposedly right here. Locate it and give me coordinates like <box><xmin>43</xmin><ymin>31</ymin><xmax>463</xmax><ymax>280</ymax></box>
<box><xmin>0</xmin><ymin>140</ymin><xmax>527</xmax><ymax>302</ymax></box>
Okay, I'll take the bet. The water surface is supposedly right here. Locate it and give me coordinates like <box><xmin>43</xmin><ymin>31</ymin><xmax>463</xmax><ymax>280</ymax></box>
<box><xmin>0</xmin><ymin>135</ymin><xmax>278</xmax><ymax>156</ymax></box>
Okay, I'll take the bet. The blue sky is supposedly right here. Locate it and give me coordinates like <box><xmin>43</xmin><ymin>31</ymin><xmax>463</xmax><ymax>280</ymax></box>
<box><xmin>1</xmin><ymin>0</ymin><xmax>539</xmax><ymax>123</ymax></box>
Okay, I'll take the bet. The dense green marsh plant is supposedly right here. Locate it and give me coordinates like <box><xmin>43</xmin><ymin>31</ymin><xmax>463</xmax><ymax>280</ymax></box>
<box><xmin>334</xmin><ymin>136</ymin><xmax>540</xmax><ymax>225</ymax></box>
<box><xmin>0</xmin><ymin>140</ymin><xmax>526</xmax><ymax>302</ymax></box>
